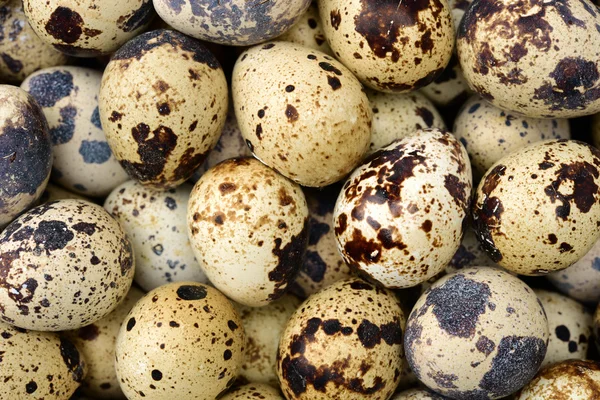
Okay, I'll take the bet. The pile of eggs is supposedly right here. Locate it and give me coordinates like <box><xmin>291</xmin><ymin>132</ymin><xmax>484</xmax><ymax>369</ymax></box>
<box><xmin>2</xmin><ymin>0</ymin><xmax>600</xmax><ymax>398</ymax></box>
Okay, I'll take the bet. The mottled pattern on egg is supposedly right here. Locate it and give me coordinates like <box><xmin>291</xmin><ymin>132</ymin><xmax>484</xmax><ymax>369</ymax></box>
<box><xmin>220</xmin><ymin>383</ymin><xmax>283</xmax><ymax>400</ymax></box>
<box><xmin>516</xmin><ymin>360</ymin><xmax>600</xmax><ymax>399</ymax></box>
<box><xmin>277</xmin><ymin>3</ymin><xmax>334</xmax><ymax>56</ymax></box>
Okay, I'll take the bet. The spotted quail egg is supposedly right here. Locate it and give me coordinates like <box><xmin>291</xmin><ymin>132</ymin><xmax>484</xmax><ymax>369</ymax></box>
<box><xmin>0</xmin><ymin>321</ymin><xmax>86</xmax><ymax>398</ymax></box>
<box><xmin>38</xmin><ymin>183</ymin><xmax>88</xmax><ymax>204</ymax></box>
<box><xmin>515</xmin><ymin>360</ymin><xmax>600</xmax><ymax>399</ymax></box>
<box><xmin>0</xmin><ymin>199</ymin><xmax>134</xmax><ymax>331</ymax></box>
<box><xmin>221</xmin><ymin>383</ymin><xmax>284</xmax><ymax>400</ymax></box>
<box><xmin>187</xmin><ymin>158</ymin><xmax>309</xmax><ymax>307</ymax></box>
<box><xmin>420</xmin><ymin>56</ymin><xmax>471</xmax><ymax>107</ymax></box>
<box><xmin>405</xmin><ymin>267</ymin><xmax>549</xmax><ymax>399</ymax></box>
<box><xmin>277</xmin><ymin>278</ymin><xmax>406</xmax><ymax>400</ymax></box>
<box><xmin>391</xmin><ymin>388</ymin><xmax>448</xmax><ymax>399</ymax></box>
<box><xmin>115</xmin><ymin>282</ymin><xmax>245</xmax><ymax>400</ymax></box>
<box><xmin>22</xmin><ymin>0</ymin><xmax>155</xmax><ymax>57</ymax></box>
<box><xmin>105</xmin><ymin>180</ymin><xmax>207</xmax><ymax>292</ymax></box>
<box><xmin>277</xmin><ymin>3</ymin><xmax>333</xmax><ymax>56</ymax></box>
<box><xmin>472</xmin><ymin>139</ymin><xmax>600</xmax><ymax>276</ymax></box>
<box><xmin>22</xmin><ymin>66</ymin><xmax>129</xmax><ymax>197</ymax></box>
<box><xmin>334</xmin><ymin>129</ymin><xmax>472</xmax><ymax>289</ymax></box>
<box><xmin>0</xmin><ymin>84</ymin><xmax>52</xmax><ymax>229</ymax></box>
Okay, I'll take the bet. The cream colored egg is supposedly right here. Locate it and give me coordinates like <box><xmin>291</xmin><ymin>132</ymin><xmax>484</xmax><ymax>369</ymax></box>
<box><xmin>516</xmin><ymin>360</ymin><xmax>600</xmax><ymax>399</ymax></box>
<box><xmin>420</xmin><ymin>56</ymin><xmax>471</xmax><ymax>107</ymax></box>
<box><xmin>21</xmin><ymin>66</ymin><xmax>129</xmax><ymax>197</ymax></box>
<box><xmin>334</xmin><ymin>129</ymin><xmax>472</xmax><ymax>289</ymax></box>
<box><xmin>38</xmin><ymin>183</ymin><xmax>88</xmax><ymax>204</ymax></box>
<box><xmin>99</xmin><ymin>29</ymin><xmax>228</xmax><ymax>188</ymax></box>
<box><xmin>319</xmin><ymin>0</ymin><xmax>454</xmax><ymax>93</ymax></box>
<box><xmin>221</xmin><ymin>384</ymin><xmax>284</xmax><ymax>400</ymax></box>
<box><xmin>405</xmin><ymin>267</ymin><xmax>549</xmax><ymax>399</ymax></box>
<box><xmin>0</xmin><ymin>199</ymin><xmax>134</xmax><ymax>331</ymax></box>
<box><xmin>22</xmin><ymin>0</ymin><xmax>155</xmax><ymax>57</ymax></box>
<box><xmin>0</xmin><ymin>321</ymin><xmax>86</xmax><ymax>398</ymax></box>
<box><xmin>457</xmin><ymin>0</ymin><xmax>600</xmax><ymax>118</ymax></box>
<box><xmin>277</xmin><ymin>3</ymin><xmax>333</xmax><ymax>56</ymax></box>
<box><xmin>115</xmin><ymin>282</ymin><xmax>245</xmax><ymax>400</ymax></box>
<box><xmin>277</xmin><ymin>278</ymin><xmax>406</xmax><ymax>400</ymax></box>
<box><xmin>65</xmin><ymin>286</ymin><xmax>145</xmax><ymax>399</ymax></box>
<box><xmin>232</xmin><ymin>41</ymin><xmax>372</xmax><ymax>188</ymax></box>
<box><xmin>187</xmin><ymin>158</ymin><xmax>309</xmax><ymax>307</ymax></box>
<box><xmin>472</xmin><ymin>140</ymin><xmax>600</xmax><ymax>275</ymax></box>
<box><xmin>105</xmin><ymin>180</ymin><xmax>207</xmax><ymax>292</ymax></box>
<box><xmin>391</xmin><ymin>388</ymin><xmax>448</xmax><ymax>399</ymax></box>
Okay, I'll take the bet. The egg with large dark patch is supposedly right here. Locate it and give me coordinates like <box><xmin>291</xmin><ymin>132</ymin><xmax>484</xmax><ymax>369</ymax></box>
<box><xmin>277</xmin><ymin>3</ymin><xmax>333</xmax><ymax>56</ymax></box>
<box><xmin>99</xmin><ymin>30</ymin><xmax>228</xmax><ymax>189</ymax></box>
<box><xmin>0</xmin><ymin>199</ymin><xmax>134</xmax><ymax>331</ymax></box>
<box><xmin>516</xmin><ymin>360</ymin><xmax>600</xmax><ymax>399</ymax></box>
<box><xmin>405</xmin><ymin>267</ymin><xmax>548</xmax><ymax>399</ymax></box>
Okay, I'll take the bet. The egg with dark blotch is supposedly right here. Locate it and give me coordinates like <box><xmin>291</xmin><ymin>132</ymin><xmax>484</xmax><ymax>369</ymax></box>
<box><xmin>187</xmin><ymin>158</ymin><xmax>309</xmax><ymax>307</ymax></box>
<box><xmin>405</xmin><ymin>267</ymin><xmax>548</xmax><ymax>399</ymax></box>
<box><xmin>516</xmin><ymin>360</ymin><xmax>600</xmax><ymax>399</ymax></box>
<box><xmin>420</xmin><ymin>55</ymin><xmax>472</xmax><ymax>107</ymax></box>
<box><xmin>319</xmin><ymin>0</ymin><xmax>454</xmax><ymax>93</ymax></box>
<box><xmin>277</xmin><ymin>278</ymin><xmax>406</xmax><ymax>400</ymax></box>
<box><xmin>334</xmin><ymin>129</ymin><xmax>472</xmax><ymax>289</ymax></box>
<box><xmin>454</xmin><ymin>95</ymin><xmax>570</xmax><ymax>179</ymax></box>
<box><xmin>22</xmin><ymin>66</ymin><xmax>129</xmax><ymax>197</ymax></box>
<box><xmin>277</xmin><ymin>3</ymin><xmax>334</xmax><ymax>56</ymax></box>
<box><xmin>0</xmin><ymin>199</ymin><xmax>135</xmax><ymax>331</ymax></box>
<box><xmin>115</xmin><ymin>282</ymin><xmax>244</xmax><ymax>400</ymax></box>
<box><xmin>0</xmin><ymin>321</ymin><xmax>86</xmax><ymax>398</ymax></box>
<box><xmin>0</xmin><ymin>0</ymin><xmax>69</xmax><ymax>84</ymax></box>
<box><xmin>0</xmin><ymin>85</ymin><xmax>52</xmax><ymax>229</ymax></box>
<box><xmin>22</xmin><ymin>0</ymin><xmax>155</xmax><ymax>57</ymax></box>
<box><xmin>472</xmin><ymin>139</ymin><xmax>600</xmax><ymax>276</ymax></box>
<box><xmin>221</xmin><ymin>384</ymin><xmax>284</xmax><ymax>400</ymax></box>
<box><xmin>99</xmin><ymin>29</ymin><xmax>228</xmax><ymax>189</ymax></box>
<box><xmin>153</xmin><ymin>0</ymin><xmax>310</xmax><ymax>46</ymax></box>
<box><xmin>233</xmin><ymin>42</ymin><xmax>372</xmax><ymax>188</ymax></box>
<box><xmin>391</xmin><ymin>388</ymin><xmax>449</xmax><ymax>399</ymax></box>
<box><xmin>458</xmin><ymin>0</ymin><xmax>600</xmax><ymax>118</ymax></box>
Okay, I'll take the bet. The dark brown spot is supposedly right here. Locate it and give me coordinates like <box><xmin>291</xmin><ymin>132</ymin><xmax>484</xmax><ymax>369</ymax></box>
<box><xmin>45</xmin><ymin>7</ymin><xmax>83</xmax><ymax>44</ymax></box>
<box><xmin>285</xmin><ymin>104</ymin><xmax>299</xmax><ymax>122</ymax></box>
<box><xmin>331</xmin><ymin>9</ymin><xmax>342</xmax><ymax>30</ymax></box>
<box><xmin>109</xmin><ymin>111</ymin><xmax>123</xmax><ymax>122</ymax></box>
<box><xmin>544</xmin><ymin>160</ymin><xmax>599</xmax><ymax>220</ymax></box>
<box><xmin>268</xmin><ymin>220</ymin><xmax>309</xmax><ymax>300</ymax></box>
<box><xmin>77</xmin><ymin>324</ymin><xmax>99</xmax><ymax>341</ymax></box>
<box><xmin>415</xmin><ymin>107</ymin><xmax>434</xmax><ymax>127</ymax></box>
<box><xmin>327</xmin><ymin>76</ymin><xmax>342</xmax><ymax>90</ymax></box>
<box><xmin>157</xmin><ymin>103</ymin><xmax>171</xmax><ymax>115</ymax></box>
<box><xmin>218</xmin><ymin>182</ymin><xmax>237</xmax><ymax>195</ymax></box>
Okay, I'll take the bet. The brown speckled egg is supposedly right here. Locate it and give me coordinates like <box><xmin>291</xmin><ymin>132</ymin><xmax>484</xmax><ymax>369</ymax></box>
<box><xmin>105</xmin><ymin>180</ymin><xmax>207</xmax><ymax>292</ymax></box>
<box><xmin>319</xmin><ymin>0</ymin><xmax>454</xmax><ymax>93</ymax></box>
<box><xmin>367</xmin><ymin>90</ymin><xmax>446</xmax><ymax>155</ymax></box>
<box><xmin>22</xmin><ymin>0</ymin><xmax>155</xmax><ymax>57</ymax></box>
<box><xmin>472</xmin><ymin>139</ymin><xmax>600</xmax><ymax>276</ymax></box>
<box><xmin>0</xmin><ymin>199</ymin><xmax>134</xmax><ymax>331</ymax></box>
<box><xmin>391</xmin><ymin>388</ymin><xmax>448</xmax><ymax>399</ymax></box>
<box><xmin>238</xmin><ymin>294</ymin><xmax>301</xmax><ymax>385</ymax></box>
<box><xmin>65</xmin><ymin>286</ymin><xmax>145</xmax><ymax>399</ymax></box>
<box><xmin>0</xmin><ymin>0</ymin><xmax>69</xmax><ymax>84</ymax></box>
<box><xmin>455</xmin><ymin>95</ymin><xmax>571</xmax><ymax>178</ymax></box>
<box><xmin>277</xmin><ymin>3</ymin><xmax>333</xmax><ymax>56</ymax></box>
<box><xmin>22</xmin><ymin>66</ymin><xmax>129</xmax><ymax>197</ymax></box>
<box><xmin>534</xmin><ymin>289</ymin><xmax>591</xmax><ymax>368</ymax></box>
<box><xmin>515</xmin><ymin>360</ymin><xmax>600</xmax><ymax>399</ymax></box>
<box><xmin>0</xmin><ymin>321</ymin><xmax>86</xmax><ymax>398</ymax></box>
<box><xmin>592</xmin><ymin>113</ymin><xmax>600</xmax><ymax>149</ymax></box>
<box><xmin>277</xmin><ymin>278</ymin><xmax>405</xmax><ymax>400</ymax></box>
<box><xmin>457</xmin><ymin>0</ymin><xmax>600</xmax><ymax>118</ymax></box>
<box><xmin>38</xmin><ymin>183</ymin><xmax>88</xmax><ymax>204</ymax></box>
<box><xmin>232</xmin><ymin>41</ymin><xmax>372</xmax><ymax>188</ymax></box>
<box><xmin>187</xmin><ymin>158</ymin><xmax>309</xmax><ymax>307</ymax></box>
<box><xmin>405</xmin><ymin>267</ymin><xmax>549</xmax><ymax>399</ymax></box>
<box><xmin>420</xmin><ymin>55</ymin><xmax>471</xmax><ymax>107</ymax></box>
<box><xmin>334</xmin><ymin>129</ymin><xmax>472</xmax><ymax>289</ymax></box>
<box><xmin>221</xmin><ymin>384</ymin><xmax>283</xmax><ymax>400</ymax></box>
<box><xmin>115</xmin><ymin>282</ymin><xmax>244</xmax><ymax>400</ymax></box>
<box><xmin>153</xmin><ymin>0</ymin><xmax>310</xmax><ymax>46</ymax></box>
<box><xmin>0</xmin><ymin>85</ymin><xmax>52</xmax><ymax>229</ymax></box>
<box><xmin>99</xmin><ymin>29</ymin><xmax>228</xmax><ymax>189</ymax></box>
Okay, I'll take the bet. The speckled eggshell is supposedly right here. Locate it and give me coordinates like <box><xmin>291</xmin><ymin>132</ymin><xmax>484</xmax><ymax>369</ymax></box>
<box><xmin>115</xmin><ymin>282</ymin><xmax>245</xmax><ymax>400</ymax></box>
<box><xmin>592</xmin><ymin>112</ymin><xmax>600</xmax><ymax>149</ymax></box>
<box><xmin>187</xmin><ymin>158</ymin><xmax>309</xmax><ymax>307</ymax></box>
<box><xmin>99</xmin><ymin>29</ymin><xmax>228</xmax><ymax>189</ymax></box>
<box><xmin>221</xmin><ymin>384</ymin><xmax>284</xmax><ymax>400</ymax></box>
<box><xmin>277</xmin><ymin>3</ymin><xmax>333</xmax><ymax>56</ymax></box>
<box><xmin>472</xmin><ymin>140</ymin><xmax>600</xmax><ymax>276</ymax></box>
<box><xmin>457</xmin><ymin>0</ymin><xmax>600</xmax><ymax>118</ymax></box>
<box><xmin>405</xmin><ymin>267</ymin><xmax>549</xmax><ymax>399</ymax></box>
<box><xmin>153</xmin><ymin>0</ymin><xmax>310</xmax><ymax>46</ymax></box>
<box><xmin>534</xmin><ymin>289</ymin><xmax>592</xmax><ymax>368</ymax></box>
<box><xmin>391</xmin><ymin>388</ymin><xmax>448</xmax><ymax>399</ymax></box>
<box><xmin>0</xmin><ymin>0</ymin><xmax>69</xmax><ymax>84</ymax></box>
<box><xmin>233</xmin><ymin>42</ymin><xmax>371</xmax><ymax>188</ymax></box>
<box><xmin>65</xmin><ymin>286</ymin><xmax>145</xmax><ymax>399</ymax></box>
<box><xmin>0</xmin><ymin>85</ymin><xmax>52</xmax><ymax>229</ymax></box>
<box><xmin>21</xmin><ymin>66</ymin><xmax>129</xmax><ymax>197</ymax></box>
<box><xmin>105</xmin><ymin>180</ymin><xmax>207</xmax><ymax>292</ymax></box>
<box><xmin>515</xmin><ymin>360</ymin><xmax>600</xmax><ymax>399</ymax></box>
<box><xmin>420</xmin><ymin>55</ymin><xmax>471</xmax><ymax>107</ymax></box>
<box><xmin>454</xmin><ymin>95</ymin><xmax>571</xmax><ymax>178</ymax></box>
<box><xmin>38</xmin><ymin>183</ymin><xmax>88</xmax><ymax>204</ymax></box>
<box><xmin>0</xmin><ymin>321</ymin><xmax>86</xmax><ymax>398</ymax></box>
<box><xmin>22</xmin><ymin>0</ymin><xmax>155</xmax><ymax>57</ymax></box>
<box><xmin>548</xmin><ymin>237</ymin><xmax>600</xmax><ymax>303</ymax></box>
<box><xmin>367</xmin><ymin>90</ymin><xmax>446</xmax><ymax>155</ymax></box>
<box><xmin>319</xmin><ymin>0</ymin><xmax>454</xmax><ymax>93</ymax></box>
<box><xmin>0</xmin><ymin>199</ymin><xmax>134</xmax><ymax>331</ymax></box>
<box><xmin>277</xmin><ymin>278</ymin><xmax>406</xmax><ymax>400</ymax></box>
<box><xmin>334</xmin><ymin>129</ymin><xmax>472</xmax><ymax>289</ymax></box>
<box><xmin>237</xmin><ymin>294</ymin><xmax>301</xmax><ymax>385</ymax></box>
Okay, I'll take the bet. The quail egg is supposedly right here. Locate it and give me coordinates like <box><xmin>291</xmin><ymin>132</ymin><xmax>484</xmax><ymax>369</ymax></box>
<box><xmin>516</xmin><ymin>360</ymin><xmax>600</xmax><ymax>399</ymax></box>
<box><xmin>277</xmin><ymin>3</ymin><xmax>333</xmax><ymax>56</ymax></box>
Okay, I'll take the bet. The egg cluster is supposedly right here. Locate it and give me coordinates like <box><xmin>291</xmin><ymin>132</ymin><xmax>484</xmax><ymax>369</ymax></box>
<box><xmin>1</xmin><ymin>0</ymin><xmax>600</xmax><ymax>399</ymax></box>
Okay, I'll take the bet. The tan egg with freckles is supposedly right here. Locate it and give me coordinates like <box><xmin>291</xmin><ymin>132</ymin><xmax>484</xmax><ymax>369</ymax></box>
<box><xmin>277</xmin><ymin>3</ymin><xmax>333</xmax><ymax>56</ymax></box>
<box><xmin>221</xmin><ymin>383</ymin><xmax>284</xmax><ymax>400</ymax></box>
<box><xmin>515</xmin><ymin>360</ymin><xmax>600</xmax><ymax>399</ymax></box>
